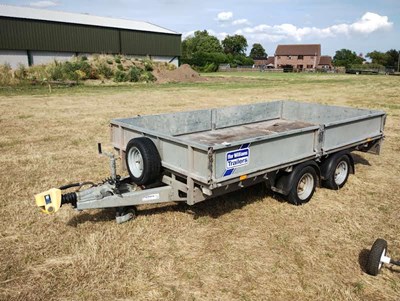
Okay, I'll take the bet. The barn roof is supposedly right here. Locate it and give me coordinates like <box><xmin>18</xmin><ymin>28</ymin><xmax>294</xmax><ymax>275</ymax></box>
<box><xmin>275</xmin><ymin>44</ymin><xmax>321</xmax><ymax>56</ymax></box>
<box><xmin>0</xmin><ymin>4</ymin><xmax>178</xmax><ymax>35</ymax></box>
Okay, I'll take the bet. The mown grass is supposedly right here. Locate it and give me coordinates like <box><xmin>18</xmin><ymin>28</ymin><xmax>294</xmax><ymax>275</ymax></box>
<box><xmin>0</xmin><ymin>72</ymin><xmax>391</xmax><ymax>96</ymax></box>
<box><xmin>0</xmin><ymin>72</ymin><xmax>399</xmax><ymax>301</ymax></box>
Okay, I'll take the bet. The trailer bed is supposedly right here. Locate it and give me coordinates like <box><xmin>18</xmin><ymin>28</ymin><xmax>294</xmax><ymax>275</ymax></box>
<box><xmin>178</xmin><ymin>119</ymin><xmax>315</xmax><ymax>145</ymax></box>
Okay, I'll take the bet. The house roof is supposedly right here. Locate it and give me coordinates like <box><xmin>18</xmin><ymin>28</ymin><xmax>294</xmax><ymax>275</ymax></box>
<box><xmin>265</xmin><ymin>57</ymin><xmax>274</xmax><ymax>65</ymax></box>
<box><xmin>318</xmin><ymin>55</ymin><xmax>332</xmax><ymax>65</ymax></box>
<box><xmin>275</xmin><ymin>44</ymin><xmax>321</xmax><ymax>56</ymax></box>
<box><xmin>254</xmin><ymin>56</ymin><xmax>275</xmax><ymax>65</ymax></box>
<box><xmin>0</xmin><ymin>4</ymin><xmax>178</xmax><ymax>35</ymax></box>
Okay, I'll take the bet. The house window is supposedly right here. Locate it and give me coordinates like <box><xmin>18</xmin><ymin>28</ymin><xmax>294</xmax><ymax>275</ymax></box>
<box><xmin>307</xmin><ymin>65</ymin><xmax>313</xmax><ymax>68</ymax></box>
<box><xmin>298</xmin><ymin>55</ymin><xmax>304</xmax><ymax>60</ymax></box>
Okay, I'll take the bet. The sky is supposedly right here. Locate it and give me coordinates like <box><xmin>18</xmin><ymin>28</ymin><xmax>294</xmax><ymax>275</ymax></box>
<box><xmin>1</xmin><ymin>0</ymin><xmax>400</xmax><ymax>57</ymax></box>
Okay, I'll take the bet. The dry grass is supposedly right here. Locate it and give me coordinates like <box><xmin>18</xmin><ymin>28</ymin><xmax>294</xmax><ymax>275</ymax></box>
<box><xmin>0</xmin><ymin>73</ymin><xmax>399</xmax><ymax>301</ymax></box>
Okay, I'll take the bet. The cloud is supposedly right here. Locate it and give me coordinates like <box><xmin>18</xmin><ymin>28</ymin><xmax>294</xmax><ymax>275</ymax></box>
<box><xmin>235</xmin><ymin>12</ymin><xmax>392</xmax><ymax>42</ymax></box>
<box><xmin>29</xmin><ymin>1</ymin><xmax>59</xmax><ymax>7</ymax></box>
<box><xmin>182</xmin><ymin>30</ymin><xmax>196</xmax><ymax>39</ymax></box>
<box><xmin>182</xmin><ymin>29</ymin><xmax>228</xmax><ymax>41</ymax></box>
<box><xmin>216</xmin><ymin>11</ymin><xmax>233</xmax><ymax>22</ymax></box>
<box><xmin>232</xmin><ymin>19</ymin><xmax>251</xmax><ymax>26</ymax></box>
<box><xmin>350</xmin><ymin>12</ymin><xmax>392</xmax><ymax>34</ymax></box>
<box><xmin>208</xmin><ymin>29</ymin><xmax>229</xmax><ymax>40</ymax></box>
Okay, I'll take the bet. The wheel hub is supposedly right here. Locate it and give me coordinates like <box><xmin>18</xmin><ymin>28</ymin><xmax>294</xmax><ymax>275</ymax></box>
<box><xmin>128</xmin><ymin>147</ymin><xmax>144</xmax><ymax>178</ymax></box>
<box><xmin>297</xmin><ymin>173</ymin><xmax>314</xmax><ymax>201</ymax></box>
<box><xmin>334</xmin><ymin>161</ymin><xmax>348</xmax><ymax>185</ymax></box>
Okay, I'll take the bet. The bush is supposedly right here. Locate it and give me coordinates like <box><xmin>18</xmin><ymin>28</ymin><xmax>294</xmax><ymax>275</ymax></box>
<box><xmin>143</xmin><ymin>59</ymin><xmax>154</xmax><ymax>71</ymax></box>
<box><xmin>97</xmin><ymin>63</ymin><xmax>113</xmax><ymax>79</ymax></box>
<box><xmin>350</xmin><ymin>63</ymin><xmax>385</xmax><ymax>71</ymax></box>
<box><xmin>75</xmin><ymin>70</ymin><xmax>86</xmax><ymax>81</ymax></box>
<box><xmin>0</xmin><ymin>63</ymin><xmax>15</xmax><ymax>85</ymax></box>
<box><xmin>117</xmin><ymin>64</ymin><xmax>124</xmax><ymax>71</ymax></box>
<box><xmin>114</xmin><ymin>56</ymin><xmax>121</xmax><ymax>64</ymax></box>
<box><xmin>128</xmin><ymin>66</ymin><xmax>142</xmax><ymax>82</ymax></box>
<box><xmin>114</xmin><ymin>70</ymin><xmax>129</xmax><ymax>82</ymax></box>
<box><xmin>182</xmin><ymin>52</ymin><xmax>229</xmax><ymax>71</ymax></box>
<box><xmin>45</xmin><ymin>60</ymin><xmax>93</xmax><ymax>81</ymax></box>
<box><xmin>14</xmin><ymin>64</ymin><xmax>28</xmax><ymax>80</ymax></box>
<box><xmin>182</xmin><ymin>51</ymin><xmax>254</xmax><ymax>71</ymax></box>
<box><xmin>202</xmin><ymin>62</ymin><xmax>218</xmax><ymax>72</ymax></box>
<box><xmin>62</xmin><ymin>60</ymin><xmax>92</xmax><ymax>80</ymax></box>
<box><xmin>139</xmin><ymin>71</ymin><xmax>156</xmax><ymax>82</ymax></box>
<box><xmin>27</xmin><ymin>65</ymin><xmax>48</xmax><ymax>81</ymax></box>
<box><xmin>165</xmin><ymin>62</ymin><xmax>177</xmax><ymax>71</ymax></box>
<box><xmin>46</xmin><ymin>61</ymin><xmax>64</xmax><ymax>80</ymax></box>
<box><xmin>106</xmin><ymin>59</ymin><xmax>113</xmax><ymax>65</ymax></box>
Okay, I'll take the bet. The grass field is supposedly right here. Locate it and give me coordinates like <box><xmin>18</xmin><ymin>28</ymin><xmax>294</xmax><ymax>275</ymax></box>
<box><xmin>0</xmin><ymin>72</ymin><xmax>399</xmax><ymax>301</ymax></box>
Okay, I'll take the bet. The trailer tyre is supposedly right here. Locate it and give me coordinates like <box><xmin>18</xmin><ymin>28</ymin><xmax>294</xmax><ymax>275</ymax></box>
<box><xmin>323</xmin><ymin>155</ymin><xmax>350</xmax><ymax>190</ymax></box>
<box><xmin>366</xmin><ymin>238</ymin><xmax>388</xmax><ymax>276</ymax></box>
<box><xmin>287</xmin><ymin>166</ymin><xmax>317</xmax><ymax>205</ymax></box>
<box><xmin>126</xmin><ymin>137</ymin><xmax>161</xmax><ymax>185</ymax></box>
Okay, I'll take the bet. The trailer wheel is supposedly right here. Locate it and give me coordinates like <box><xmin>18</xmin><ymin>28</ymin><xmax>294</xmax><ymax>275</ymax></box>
<box><xmin>126</xmin><ymin>137</ymin><xmax>161</xmax><ymax>185</ymax></box>
<box><xmin>287</xmin><ymin>166</ymin><xmax>317</xmax><ymax>205</ymax></box>
<box><xmin>366</xmin><ymin>238</ymin><xmax>388</xmax><ymax>276</ymax></box>
<box><xmin>323</xmin><ymin>155</ymin><xmax>350</xmax><ymax>190</ymax></box>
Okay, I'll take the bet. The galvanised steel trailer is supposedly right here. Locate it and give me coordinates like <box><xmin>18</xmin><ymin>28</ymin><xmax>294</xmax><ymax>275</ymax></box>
<box><xmin>35</xmin><ymin>101</ymin><xmax>386</xmax><ymax>223</ymax></box>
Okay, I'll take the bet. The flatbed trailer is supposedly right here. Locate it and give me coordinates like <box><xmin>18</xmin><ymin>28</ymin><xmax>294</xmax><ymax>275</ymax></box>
<box><xmin>35</xmin><ymin>101</ymin><xmax>386</xmax><ymax>223</ymax></box>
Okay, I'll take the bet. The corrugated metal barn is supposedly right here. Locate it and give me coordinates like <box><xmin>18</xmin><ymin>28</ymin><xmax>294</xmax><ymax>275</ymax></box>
<box><xmin>0</xmin><ymin>5</ymin><xmax>181</xmax><ymax>68</ymax></box>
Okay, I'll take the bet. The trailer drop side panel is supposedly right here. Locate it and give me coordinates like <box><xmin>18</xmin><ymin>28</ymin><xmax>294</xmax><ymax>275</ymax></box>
<box><xmin>110</xmin><ymin>101</ymin><xmax>385</xmax><ymax>187</ymax></box>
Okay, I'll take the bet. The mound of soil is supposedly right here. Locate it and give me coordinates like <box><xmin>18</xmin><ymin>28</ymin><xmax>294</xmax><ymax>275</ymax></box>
<box><xmin>153</xmin><ymin>64</ymin><xmax>206</xmax><ymax>83</ymax></box>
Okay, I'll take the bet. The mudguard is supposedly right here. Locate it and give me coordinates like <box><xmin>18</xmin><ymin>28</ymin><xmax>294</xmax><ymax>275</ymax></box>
<box><xmin>273</xmin><ymin>161</ymin><xmax>321</xmax><ymax>196</ymax></box>
<box><xmin>320</xmin><ymin>151</ymin><xmax>354</xmax><ymax>180</ymax></box>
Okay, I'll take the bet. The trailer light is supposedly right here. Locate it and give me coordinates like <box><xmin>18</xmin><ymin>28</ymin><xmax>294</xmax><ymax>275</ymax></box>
<box><xmin>240</xmin><ymin>175</ymin><xmax>248</xmax><ymax>181</ymax></box>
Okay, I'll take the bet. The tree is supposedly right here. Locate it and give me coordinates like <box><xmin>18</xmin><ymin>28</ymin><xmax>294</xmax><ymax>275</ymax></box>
<box><xmin>249</xmin><ymin>43</ymin><xmax>267</xmax><ymax>59</ymax></box>
<box><xmin>222</xmin><ymin>35</ymin><xmax>248</xmax><ymax>55</ymax></box>
<box><xmin>385</xmin><ymin>49</ymin><xmax>399</xmax><ymax>70</ymax></box>
<box><xmin>366</xmin><ymin>51</ymin><xmax>388</xmax><ymax>66</ymax></box>
<box><xmin>182</xmin><ymin>30</ymin><xmax>223</xmax><ymax>60</ymax></box>
<box><xmin>332</xmin><ymin>49</ymin><xmax>364</xmax><ymax>69</ymax></box>
<box><xmin>181</xmin><ymin>30</ymin><xmax>228</xmax><ymax>71</ymax></box>
<box><xmin>365</xmin><ymin>49</ymin><xmax>399</xmax><ymax>70</ymax></box>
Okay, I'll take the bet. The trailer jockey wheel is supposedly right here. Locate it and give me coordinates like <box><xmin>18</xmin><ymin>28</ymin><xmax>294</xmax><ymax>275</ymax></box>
<box><xmin>116</xmin><ymin>206</ymin><xmax>137</xmax><ymax>224</ymax></box>
<box><xmin>366</xmin><ymin>238</ymin><xmax>390</xmax><ymax>276</ymax></box>
<box><xmin>126</xmin><ymin>137</ymin><xmax>161</xmax><ymax>185</ymax></box>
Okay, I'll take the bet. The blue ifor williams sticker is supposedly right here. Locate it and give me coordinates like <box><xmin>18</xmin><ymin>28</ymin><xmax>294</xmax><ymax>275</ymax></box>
<box><xmin>226</xmin><ymin>148</ymin><xmax>250</xmax><ymax>169</ymax></box>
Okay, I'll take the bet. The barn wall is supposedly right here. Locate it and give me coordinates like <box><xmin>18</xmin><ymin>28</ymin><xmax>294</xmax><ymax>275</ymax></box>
<box><xmin>0</xmin><ymin>50</ymin><xmax>29</xmax><ymax>68</ymax></box>
<box><xmin>0</xmin><ymin>16</ymin><xmax>181</xmax><ymax>58</ymax></box>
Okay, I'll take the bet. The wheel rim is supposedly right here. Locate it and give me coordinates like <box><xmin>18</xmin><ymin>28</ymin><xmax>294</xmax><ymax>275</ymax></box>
<box><xmin>378</xmin><ymin>248</ymin><xmax>387</xmax><ymax>270</ymax></box>
<box><xmin>334</xmin><ymin>160</ymin><xmax>348</xmax><ymax>185</ymax></box>
<box><xmin>297</xmin><ymin>173</ymin><xmax>314</xmax><ymax>201</ymax></box>
<box><xmin>127</xmin><ymin>146</ymin><xmax>143</xmax><ymax>178</ymax></box>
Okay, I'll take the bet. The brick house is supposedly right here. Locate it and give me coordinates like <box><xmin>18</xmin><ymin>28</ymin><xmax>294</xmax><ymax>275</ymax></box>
<box><xmin>274</xmin><ymin>44</ymin><xmax>321</xmax><ymax>71</ymax></box>
<box><xmin>317</xmin><ymin>55</ymin><xmax>333</xmax><ymax>70</ymax></box>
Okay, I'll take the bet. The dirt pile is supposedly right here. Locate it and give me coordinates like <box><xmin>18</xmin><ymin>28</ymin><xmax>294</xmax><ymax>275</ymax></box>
<box><xmin>153</xmin><ymin>64</ymin><xmax>206</xmax><ymax>83</ymax></box>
